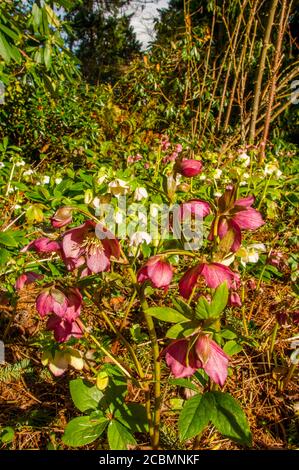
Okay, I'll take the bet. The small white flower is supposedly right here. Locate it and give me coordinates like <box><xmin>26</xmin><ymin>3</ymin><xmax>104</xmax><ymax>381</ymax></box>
<box><xmin>214</xmin><ymin>191</ymin><xmax>222</xmax><ymax>198</ymax></box>
<box><xmin>213</xmin><ymin>169</ymin><xmax>222</xmax><ymax>179</ymax></box>
<box><xmin>199</xmin><ymin>174</ymin><xmax>206</xmax><ymax>181</ymax></box>
<box><xmin>264</xmin><ymin>162</ymin><xmax>282</xmax><ymax>178</ymax></box>
<box><xmin>97</xmin><ymin>175</ymin><xmax>106</xmax><ymax>185</ymax></box>
<box><xmin>8</xmin><ymin>187</ymin><xmax>15</xmax><ymax>193</ymax></box>
<box><xmin>134</xmin><ymin>187</ymin><xmax>148</xmax><ymax>201</ymax></box>
<box><xmin>15</xmin><ymin>160</ymin><xmax>25</xmax><ymax>167</ymax></box>
<box><xmin>150</xmin><ymin>205</ymin><xmax>160</xmax><ymax>218</ymax></box>
<box><xmin>138</xmin><ymin>212</ymin><xmax>147</xmax><ymax>225</ymax></box>
<box><xmin>0</xmin><ymin>162</ymin><xmax>5</xmax><ymax>168</ymax></box>
<box><xmin>23</xmin><ymin>169</ymin><xmax>34</xmax><ymax>176</ymax></box>
<box><xmin>55</xmin><ymin>177</ymin><xmax>62</xmax><ymax>184</ymax></box>
<box><xmin>14</xmin><ymin>204</ymin><xmax>21</xmax><ymax>210</ymax></box>
<box><xmin>240</xmin><ymin>181</ymin><xmax>247</xmax><ymax>186</ymax></box>
<box><xmin>130</xmin><ymin>231</ymin><xmax>152</xmax><ymax>246</ymax></box>
<box><xmin>92</xmin><ymin>197</ymin><xmax>100</xmax><ymax>209</ymax></box>
<box><xmin>108</xmin><ymin>179</ymin><xmax>130</xmax><ymax>197</ymax></box>
<box><xmin>238</xmin><ymin>152</ymin><xmax>250</xmax><ymax>167</ymax></box>
<box><xmin>114</xmin><ymin>210</ymin><xmax>124</xmax><ymax>224</ymax></box>
<box><xmin>243</xmin><ymin>172</ymin><xmax>250</xmax><ymax>179</ymax></box>
<box><xmin>220</xmin><ymin>253</ymin><xmax>235</xmax><ymax>266</ymax></box>
<box><xmin>237</xmin><ymin>243</ymin><xmax>266</xmax><ymax>267</ymax></box>
<box><xmin>42</xmin><ymin>175</ymin><xmax>50</xmax><ymax>184</ymax></box>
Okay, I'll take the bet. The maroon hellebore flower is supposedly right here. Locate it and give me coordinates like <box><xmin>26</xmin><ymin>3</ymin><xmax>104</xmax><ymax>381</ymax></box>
<box><xmin>21</xmin><ymin>237</ymin><xmax>61</xmax><ymax>253</ymax></box>
<box><xmin>46</xmin><ymin>315</ymin><xmax>83</xmax><ymax>343</ymax></box>
<box><xmin>229</xmin><ymin>291</ymin><xmax>242</xmax><ymax>307</ymax></box>
<box><xmin>137</xmin><ymin>256</ymin><xmax>173</xmax><ymax>289</ymax></box>
<box><xmin>180</xmin><ymin>199</ymin><xmax>210</xmax><ymax>220</ymax></box>
<box><xmin>165</xmin><ymin>334</ymin><xmax>229</xmax><ymax>386</ymax></box>
<box><xmin>176</xmin><ymin>159</ymin><xmax>203</xmax><ymax>177</ymax></box>
<box><xmin>15</xmin><ymin>271</ymin><xmax>43</xmax><ymax>290</ymax></box>
<box><xmin>61</xmin><ymin>220</ymin><xmax>120</xmax><ymax>274</ymax></box>
<box><xmin>36</xmin><ymin>288</ymin><xmax>68</xmax><ymax>318</ymax></box>
<box><xmin>179</xmin><ymin>262</ymin><xmax>240</xmax><ymax>299</ymax></box>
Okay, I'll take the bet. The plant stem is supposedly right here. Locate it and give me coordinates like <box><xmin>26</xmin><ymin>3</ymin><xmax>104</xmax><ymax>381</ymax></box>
<box><xmin>269</xmin><ymin>321</ymin><xmax>279</xmax><ymax>356</ymax></box>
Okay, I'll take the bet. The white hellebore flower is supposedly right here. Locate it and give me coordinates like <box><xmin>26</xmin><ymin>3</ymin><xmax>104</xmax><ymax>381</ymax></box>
<box><xmin>238</xmin><ymin>152</ymin><xmax>251</xmax><ymax>167</ymax></box>
<box><xmin>130</xmin><ymin>231</ymin><xmax>152</xmax><ymax>246</ymax></box>
<box><xmin>237</xmin><ymin>243</ymin><xmax>266</xmax><ymax>267</ymax></box>
<box><xmin>134</xmin><ymin>187</ymin><xmax>148</xmax><ymax>201</ymax></box>
<box><xmin>42</xmin><ymin>175</ymin><xmax>50</xmax><ymax>184</ymax></box>
<box><xmin>108</xmin><ymin>179</ymin><xmax>130</xmax><ymax>197</ymax></box>
<box><xmin>55</xmin><ymin>177</ymin><xmax>62</xmax><ymax>184</ymax></box>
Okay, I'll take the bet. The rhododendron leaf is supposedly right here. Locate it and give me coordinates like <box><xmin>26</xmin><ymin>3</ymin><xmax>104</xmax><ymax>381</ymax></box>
<box><xmin>223</xmin><ymin>340</ymin><xmax>243</xmax><ymax>356</ymax></box>
<box><xmin>209</xmin><ymin>392</ymin><xmax>252</xmax><ymax>447</ymax></box>
<box><xmin>70</xmin><ymin>378</ymin><xmax>103</xmax><ymax>412</ymax></box>
<box><xmin>145</xmin><ymin>307</ymin><xmax>189</xmax><ymax>323</ymax></box>
<box><xmin>62</xmin><ymin>415</ymin><xmax>108</xmax><ymax>447</ymax></box>
<box><xmin>179</xmin><ymin>393</ymin><xmax>214</xmax><ymax>440</ymax></box>
<box><xmin>210</xmin><ymin>282</ymin><xmax>229</xmax><ymax>316</ymax></box>
<box><xmin>166</xmin><ymin>321</ymin><xmax>197</xmax><ymax>339</ymax></box>
<box><xmin>114</xmin><ymin>403</ymin><xmax>148</xmax><ymax>433</ymax></box>
<box><xmin>107</xmin><ymin>420</ymin><xmax>136</xmax><ymax>450</ymax></box>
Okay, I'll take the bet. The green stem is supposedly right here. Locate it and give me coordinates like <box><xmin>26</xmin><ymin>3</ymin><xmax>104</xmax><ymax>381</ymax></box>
<box><xmin>269</xmin><ymin>322</ymin><xmax>279</xmax><ymax>356</ymax></box>
<box><xmin>88</xmin><ymin>333</ymin><xmax>132</xmax><ymax>379</ymax></box>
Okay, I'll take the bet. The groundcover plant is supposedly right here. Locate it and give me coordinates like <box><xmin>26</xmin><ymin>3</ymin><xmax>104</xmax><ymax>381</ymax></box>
<box><xmin>0</xmin><ymin>0</ymin><xmax>298</xmax><ymax>452</ymax></box>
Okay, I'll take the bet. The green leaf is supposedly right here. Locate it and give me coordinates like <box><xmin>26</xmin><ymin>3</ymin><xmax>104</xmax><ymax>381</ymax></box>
<box><xmin>210</xmin><ymin>392</ymin><xmax>252</xmax><ymax>446</ymax></box>
<box><xmin>210</xmin><ymin>282</ymin><xmax>229</xmax><ymax>316</ymax></box>
<box><xmin>0</xmin><ymin>248</ymin><xmax>11</xmax><ymax>266</ymax></box>
<box><xmin>69</xmin><ymin>378</ymin><xmax>103</xmax><ymax>413</ymax></box>
<box><xmin>221</xmin><ymin>328</ymin><xmax>237</xmax><ymax>340</ymax></box>
<box><xmin>179</xmin><ymin>393</ymin><xmax>213</xmax><ymax>440</ymax></box>
<box><xmin>0</xmin><ymin>426</ymin><xmax>15</xmax><ymax>444</ymax></box>
<box><xmin>171</xmin><ymin>297</ymin><xmax>193</xmax><ymax>319</ymax></box>
<box><xmin>169</xmin><ymin>378</ymin><xmax>199</xmax><ymax>393</ymax></box>
<box><xmin>114</xmin><ymin>403</ymin><xmax>148</xmax><ymax>433</ymax></box>
<box><xmin>62</xmin><ymin>415</ymin><xmax>108</xmax><ymax>447</ymax></box>
<box><xmin>195</xmin><ymin>296</ymin><xmax>211</xmax><ymax>320</ymax></box>
<box><xmin>223</xmin><ymin>340</ymin><xmax>243</xmax><ymax>356</ymax></box>
<box><xmin>0</xmin><ymin>232</ymin><xmax>18</xmax><ymax>247</ymax></box>
<box><xmin>107</xmin><ymin>420</ymin><xmax>136</xmax><ymax>450</ymax></box>
<box><xmin>166</xmin><ymin>321</ymin><xmax>196</xmax><ymax>339</ymax></box>
<box><xmin>145</xmin><ymin>307</ymin><xmax>189</xmax><ymax>323</ymax></box>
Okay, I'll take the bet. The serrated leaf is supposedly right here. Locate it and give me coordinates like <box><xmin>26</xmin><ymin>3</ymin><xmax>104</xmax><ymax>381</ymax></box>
<box><xmin>210</xmin><ymin>392</ymin><xmax>252</xmax><ymax>446</ymax></box>
<box><xmin>69</xmin><ymin>378</ymin><xmax>103</xmax><ymax>413</ymax></box>
<box><xmin>145</xmin><ymin>307</ymin><xmax>189</xmax><ymax>323</ymax></box>
<box><xmin>62</xmin><ymin>415</ymin><xmax>108</xmax><ymax>447</ymax></box>
<box><xmin>210</xmin><ymin>282</ymin><xmax>229</xmax><ymax>316</ymax></box>
<box><xmin>195</xmin><ymin>296</ymin><xmax>211</xmax><ymax>320</ymax></box>
<box><xmin>179</xmin><ymin>393</ymin><xmax>213</xmax><ymax>440</ymax></box>
<box><xmin>107</xmin><ymin>420</ymin><xmax>136</xmax><ymax>450</ymax></box>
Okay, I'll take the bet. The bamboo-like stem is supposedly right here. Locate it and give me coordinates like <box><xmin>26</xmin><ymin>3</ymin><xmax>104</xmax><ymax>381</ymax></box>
<box><xmin>249</xmin><ymin>0</ymin><xmax>279</xmax><ymax>144</ymax></box>
<box><xmin>259</xmin><ymin>0</ymin><xmax>289</xmax><ymax>164</ymax></box>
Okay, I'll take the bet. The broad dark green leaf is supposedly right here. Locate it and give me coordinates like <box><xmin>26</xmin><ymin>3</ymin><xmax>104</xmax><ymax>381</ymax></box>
<box><xmin>107</xmin><ymin>420</ymin><xmax>136</xmax><ymax>450</ymax></box>
<box><xmin>179</xmin><ymin>393</ymin><xmax>213</xmax><ymax>440</ymax></box>
<box><xmin>62</xmin><ymin>415</ymin><xmax>108</xmax><ymax>447</ymax></box>
<box><xmin>145</xmin><ymin>307</ymin><xmax>189</xmax><ymax>323</ymax></box>
<box><xmin>70</xmin><ymin>378</ymin><xmax>103</xmax><ymax>413</ymax></box>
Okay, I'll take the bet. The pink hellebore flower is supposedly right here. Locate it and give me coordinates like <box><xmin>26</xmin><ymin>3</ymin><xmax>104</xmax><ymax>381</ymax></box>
<box><xmin>137</xmin><ymin>256</ymin><xmax>173</xmax><ymax>289</ymax></box>
<box><xmin>36</xmin><ymin>288</ymin><xmax>68</xmax><ymax>318</ymax></box>
<box><xmin>21</xmin><ymin>237</ymin><xmax>61</xmax><ymax>253</ymax></box>
<box><xmin>176</xmin><ymin>159</ymin><xmax>203</xmax><ymax>177</ymax></box>
<box><xmin>51</xmin><ymin>207</ymin><xmax>73</xmax><ymax>228</ymax></box>
<box><xmin>210</xmin><ymin>189</ymin><xmax>265</xmax><ymax>252</ymax></box>
<box><xmin>195</xmin><ymin>334</ymin><xmax>229</xmax><ymax>387</ymax></box>
<box><xmin>229</xmin><ymin>291</ymin><xmax>242</xmax><ymax>307</ymax></box>
<box><xmin>165</xmin><ymin>335</ymin><xmax>229</xmax><ymax>386</ymax></box>
<box><xmin>46</xmin><ymin>315</ymin><xmax>83</xmax><ymax>343</ymax></box>
<box><xmin>179</xmin><ymin>262</ymin><xmax>240</xmax><ymax>299</ymax></box>
<box><xmin>180</xmin><ymin>199</ymin><xmax>210</xmax><ymax>220</ymax></box>
<box><xmin>61</xmin><ymin>220</ymin><xmax>120</xmax><ymax>274</ymax></box>
<box><xmin>15</xmin><ymin>271</ymin><xmax>43</xmax><ymax>290</ymax></box>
